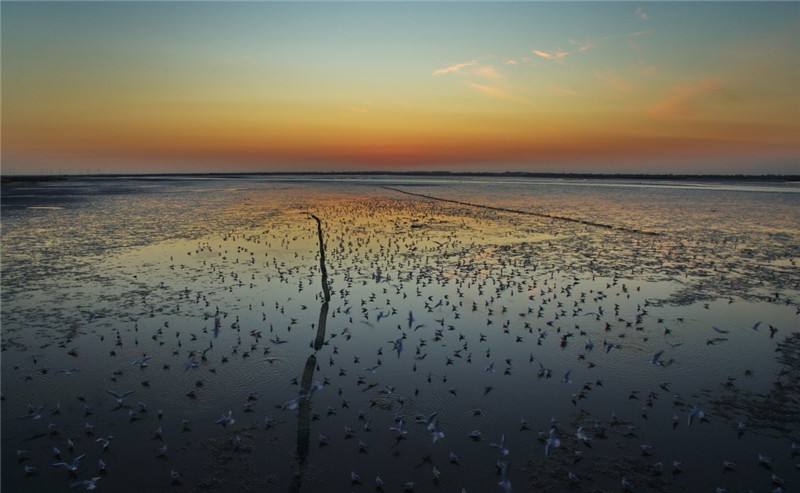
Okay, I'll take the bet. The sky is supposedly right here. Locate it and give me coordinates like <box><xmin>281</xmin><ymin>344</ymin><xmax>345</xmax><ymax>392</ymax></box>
<box><xmin>2</xmin><ymin>2</ymin><xmax>799</xmax><ymax>174</ymax></box>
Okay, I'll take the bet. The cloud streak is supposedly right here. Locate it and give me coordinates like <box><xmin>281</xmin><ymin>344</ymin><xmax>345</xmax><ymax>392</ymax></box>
<box><xmin>432</xmin><ymin>60</ymin><xmax>478</xmax><ymax>76</ymax></box>
<box><xmin>433</xmin><ymin>60</ymin><xmax>503</xmax><ymax>81</ymax></box>
<box><xmin>649</xmin><ymin>78</ymin><xmax>722</xmax><ymax>118</ymax></box>
<box><xmin>466</xmin><ymin>82</ymin><xmax>511</xmax><ymax>99</ymax></box>
<box><xmin>532</xmin><ymin>49</ymin><xmax>571</xmax><ymax>61</ymax></box>
<box><xmin>532</xmin><ymin>31</ymin><xmax>648</xmax><ymax>63</ymax></box>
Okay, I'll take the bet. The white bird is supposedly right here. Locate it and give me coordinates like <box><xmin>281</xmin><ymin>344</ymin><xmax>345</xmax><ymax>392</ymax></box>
<box><xmin>576</xmin><ymin>426</ymin><xmax>591</xmax><ymax>447</ymax></box>
<box><xmin>106</xmin><ymin>390</ymin><xmax>134</xmax><ymax>408</ymax></box>
<box><xmin>215</xmin><ymin>410</ymin><xmax>235</xmax><ymax>427</ymax></box>
<box><xmin>131</xmin><ymin>355</ymin><xmax>151</xmax><ymax>368</ymax></box>
<box><xmin>427</xmin><ymin>413</ymin><xmax>445</xmax><ymax>443</ymax></box>
<box><xmin>621</xmin><ymin>477</ymin><xmax>634</xmax><ymax>491</ymax></box>
<box><xmin>497</xmin><ymin>461</ymin><xmax>512</xmax><ymax>493</ymax></box>
<box><xmin>545</xmin><ymin>428</ymin><xmax>560</xmax><ymax>456</ymax></box>
<box><xmin>70</xmin><ymin>477</ymin><xmax>101</xmax><ymax>490</ymax></box>
<box><xmin>96</xmin><ymin>436</ymin><xmax>113</xmax><ymax>451</ymax></box>
<box><xmin>53</xmin><ymin>454</ymin><xmax>85</xmax><ymax>474</ymax></box>
<box><xmin>687</xmin><ymin>405</ymin><xmax>705</xmax><ymax>426</ymax></box>
<box><xmin>489</xmin><ymin>434</ymin><xmax>510</xmax><ymax>456</ymax></box>
<box><xmin>389</xmin><ymin>418</ymin><xmax>408</xmax><ymax>438</ymax></box>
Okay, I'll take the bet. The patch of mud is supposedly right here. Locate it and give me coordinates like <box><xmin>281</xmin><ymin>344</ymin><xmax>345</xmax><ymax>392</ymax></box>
<box><xmin>707</xmin><ymin>333</ymin><xmax>800</xmax><ymax>437</ymax></box>
<box><xmin>197</xmin><ymin>427</ymin><xmax>279</xmax><ymax>491</ymax></box>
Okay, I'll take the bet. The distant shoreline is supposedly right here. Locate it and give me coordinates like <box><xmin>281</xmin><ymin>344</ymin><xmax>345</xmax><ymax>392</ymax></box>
<box><xmin>2</xmin><ymin>171</ymin><xmax>798</xmax><ymax>183</ymax></box>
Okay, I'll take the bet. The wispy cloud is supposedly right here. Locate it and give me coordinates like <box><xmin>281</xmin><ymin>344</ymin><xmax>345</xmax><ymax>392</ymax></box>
<box><xmin>466</xmin><ymin>82</ymin><xmax>511</xmax><ymax>99</ymax></box>
<box><xmin>433</xmin><ymin>60</ymin><xmax>504</xmax><ymax>81</ymax></box>
<box><xmin>635</xmin><ymin>7</ymin><xmax>649</xmax><ymax>21</ymax></box>
<box><xmin>532</xmin><ymin>39</ymin><xmax>595</xmax><ymax>62</ymax></box>
<box><xmin>569</xmin><ymin>38</ymin><xmax>595</xmax><ymax>53</ymax></box>
<box><xmin>533</xmin><ymin>31</ymin><xmax>648</xmax><ymax>63</ymax></box>
<box><xmin>472</xmin><ymin>65</ymin><xmax>502</xmax><ymax>79</ymax></box>
<box><xmin>649</xmin><ymin>78</ymin><xmax>722</xmax><ymax>118</ymax></box>
<box><xmin>432</xmin><ymin>60</ymin><xmax>478</xmax><ymax>76</ymax></box>
<box><xmin>532</xmin><ymin>49</ymin><xmax>571</xmax><ymax>61</ymax></box>
<box><xmin>434</xmin><ymin>59</ymin><xmax>510</xmax><ymax>100</ymax></box>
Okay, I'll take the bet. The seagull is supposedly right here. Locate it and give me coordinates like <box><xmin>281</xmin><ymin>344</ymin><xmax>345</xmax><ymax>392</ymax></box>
<box><xmin>52</xmin><ymin>454</ymin><xmax>85</xmax><ymax>474</ymax></box>
<box><xmin>575</xmin><ymin>426</ymin><xmax>592</xmax><ymax>448</ymax></box>
<box><xmin>131</xmin><ymin>355</ymin><xmax>151</xmax><ymax>368</ymax></box>
<box><xmin>650</xmin><ymin>350</ymin><xmax>665</xmax><ymax>366</ymax></box>
<box><xmin>391</xmin><ymin>338</ymin><xmax>403</xmax><ymax>358</ymax></box>
<box><xmin>106</xmin><ymin>390</ymin><xmax>134</xmax><ymax>408</ymax></box>
<box><xmin>545</xmin><ymin>428</ymin><xmax>560</xmax><ymax>456</ymax></box>
<box><xmin>687</xmin><ymin>406</ymin><xmax>705</xmax><ymax>426</ymax></box>
<box><xmin>96</xmin><ymin>436</ymin><xmax>112</xmax><ymax>451</ymax></box>
<box><xmin>215</xmin><ymin>410</ymin><xmax>235</xmax><ymax>427</ymax></box>
<box><xmin>427</xmin><ymin>414</ymin><xmax>445</xmax><ymax>443</ymax></box>
<box><xmin>497</xmin><ymin>461</ymin><xmax>512</xmax><ymax>493</ymax></box>
<box><xmin>389</xmin><ymin>418</ymin><xmax>408</xmax><ymax>439</ymax></box>
<box><xmin>621</xmin><ymin>477</ymin><xmax>634</xmax><ymax>491</ymax></box>
<box><xmin>489</xmin><ymin>434</ymin><xmax>510</xmax><ymax>456</ymax></box>
<box><xmin>70</xmin><ymin>477</ymin><xmax>101</xmax><ymax>490</ymax></box>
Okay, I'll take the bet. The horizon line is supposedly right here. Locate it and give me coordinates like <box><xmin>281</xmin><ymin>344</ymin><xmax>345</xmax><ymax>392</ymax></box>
<box><xmin>2</xmin><ymin>170</ymin><xmax>799</xmax><ymax>182</ymax></box>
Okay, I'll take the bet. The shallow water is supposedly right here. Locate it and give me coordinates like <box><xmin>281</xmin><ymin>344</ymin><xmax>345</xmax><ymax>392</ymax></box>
<box><xmin>2</xmin><ymin>176</ymin><xmax>799</xmax><ymax>492</ymax></box>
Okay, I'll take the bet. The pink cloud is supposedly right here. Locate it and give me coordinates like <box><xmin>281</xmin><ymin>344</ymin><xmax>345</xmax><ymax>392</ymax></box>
<box><xmin>466</xmin><ymin>82</ymin><xmax>511</xmax><ymax>99</ymax></box>
<box><xmin>649</xmin><ymin>78</ymin><xmax>722</xmax><ymax>118</ymax></box>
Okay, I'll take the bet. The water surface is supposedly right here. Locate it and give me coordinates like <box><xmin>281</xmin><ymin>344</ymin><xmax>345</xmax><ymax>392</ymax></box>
<box><xmin>2</xmin><ymin>176</ymin><xmax>799</xmax><ymax>492</ymax></box>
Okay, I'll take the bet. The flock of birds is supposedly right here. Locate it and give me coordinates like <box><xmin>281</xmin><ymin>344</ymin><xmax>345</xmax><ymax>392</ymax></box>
<box><xmin>3</xmin><ymin>195</ymin><xmax>799</xmax><ymax>493</ymax></box>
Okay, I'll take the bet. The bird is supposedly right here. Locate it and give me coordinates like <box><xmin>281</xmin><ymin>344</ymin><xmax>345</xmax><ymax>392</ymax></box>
<box><xmin>70</xmin><ymin>477</ymin><xmax>101</xmax><ymax>490</ymax></box>
<box><xmin>52</xmin><ymin>454</ymin><xmax>85</xmax><ymax>474</ymax></box>
<box><xmin>215</xmin><ymin>410</ymin><xmax>235</xmax><ymax>427</ymax></box>
<box><xmin>106</xmin><ymin>390</ymin><xmax>135</xmax><ymax>409</ymax></box>
<box><xmin>545</xmin><ymin>428</ymin><xmax>561</xmax><ymax>456</ymax></box>
<box><xmin>489</xmin><ymin>434</ymin><xmax>510</xmax><ymax>456</ymax></box>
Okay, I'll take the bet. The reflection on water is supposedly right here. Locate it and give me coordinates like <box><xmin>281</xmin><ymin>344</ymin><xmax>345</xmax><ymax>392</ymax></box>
<box><xmin>2</xmin><ymin>176</ymin><xmax>799</xmax><ymax>492</ymax></box>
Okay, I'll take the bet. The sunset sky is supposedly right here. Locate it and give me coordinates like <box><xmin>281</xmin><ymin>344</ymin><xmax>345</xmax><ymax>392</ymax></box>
<box><xmin>2</xmin><ymin>2</ymin><xmax>799</xmax><ymax>174</ymax></box>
